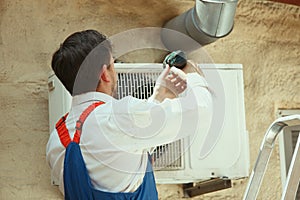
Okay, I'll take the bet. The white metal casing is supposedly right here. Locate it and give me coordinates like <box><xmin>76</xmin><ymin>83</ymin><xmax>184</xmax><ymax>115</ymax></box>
<box><xmin>48</xmin><ymin>63</ymin><xmax>249</xmax><ymax>184</ymax></box>
<box><xmin>48</xmin><ymin>72</ymin><xmax>72</xmax><ymax>133</ymax></box>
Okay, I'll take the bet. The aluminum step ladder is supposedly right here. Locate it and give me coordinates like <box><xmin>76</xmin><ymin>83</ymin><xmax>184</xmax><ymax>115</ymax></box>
<box><xmin>243</xmin><ymin>114</ymin><xmax>300</xmax><ymax>200</ymax></box>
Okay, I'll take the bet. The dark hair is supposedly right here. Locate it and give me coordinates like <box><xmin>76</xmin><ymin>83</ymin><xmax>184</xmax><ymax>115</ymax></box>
<box><xmin>51</xmin><ymin>30</ymin><xmax>112</xmax><ymax>96</ymax></box>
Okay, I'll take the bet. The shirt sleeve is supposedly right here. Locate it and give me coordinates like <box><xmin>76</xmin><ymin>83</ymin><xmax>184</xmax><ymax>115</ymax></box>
<box><xmin>98</xmin><ymin>73</ymin><xmax>213</xmax><ymax>152</ymax></box>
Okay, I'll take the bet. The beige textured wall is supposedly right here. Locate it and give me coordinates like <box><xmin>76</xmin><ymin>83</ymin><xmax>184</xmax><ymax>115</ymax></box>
<box><xmin>0</xmin><ymin>0</ymin><xmax>299</xmax><ymax>199</ymax></box>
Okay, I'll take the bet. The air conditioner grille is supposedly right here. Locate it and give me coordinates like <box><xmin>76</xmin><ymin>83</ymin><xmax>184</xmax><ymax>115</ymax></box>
<box><xmin>152</xmin><ymin>140</ymin><xmax>184</xmax><ymax>170</ymax></box>
<box><xmin>117</xmin><ymin>72</ymin><xmax>158</xmax><ymax>99</ymax></box>
<box><xmin>116</xmin><ymin>71</ymin><xmax>184</xmax><ymax>170</ymax></box>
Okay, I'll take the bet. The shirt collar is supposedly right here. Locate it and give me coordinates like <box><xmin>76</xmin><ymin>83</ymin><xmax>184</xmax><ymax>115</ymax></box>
<box><xmin>72</xmin><ymin>92</ymin><xmax>113</xmax><ymax>106</ymax></box>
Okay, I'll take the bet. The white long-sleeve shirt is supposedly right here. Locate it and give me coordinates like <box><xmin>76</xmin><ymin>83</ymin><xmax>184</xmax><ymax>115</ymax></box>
<box><xmin>46</xmin><ymin>73</ymin><xmax>212</xmax><ymax>194</ymax></box>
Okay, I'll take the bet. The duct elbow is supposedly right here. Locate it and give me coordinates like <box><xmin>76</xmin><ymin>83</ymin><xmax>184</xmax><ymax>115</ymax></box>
<box><xmin>161</xmin><ymin>0</ymin><xmax>238</xmax><ymax>51</ymax></box>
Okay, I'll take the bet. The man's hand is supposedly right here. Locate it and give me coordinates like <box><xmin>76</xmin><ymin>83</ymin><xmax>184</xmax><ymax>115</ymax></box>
<box><xmin>150</xmin><ymin>65</ymin><xmax>187</xmax><ymax>102</ymax></box>
<box><xmin>182</xmin><ymin>60</ymin><xmax>205</xmax><ymax>77</ymax></box>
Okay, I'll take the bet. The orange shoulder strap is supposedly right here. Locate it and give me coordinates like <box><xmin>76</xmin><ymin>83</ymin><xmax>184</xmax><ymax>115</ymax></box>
<box><xmin>55</xmin><ymin>101</ymin><xmax>105</xmax><ymax>148</ymax></box>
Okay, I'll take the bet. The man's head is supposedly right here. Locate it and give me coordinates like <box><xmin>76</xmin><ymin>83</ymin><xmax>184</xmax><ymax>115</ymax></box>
<box><xmin>51</xmin><ymin>29</ymin><xmax>116</xmax><ymax>96</ymax></box>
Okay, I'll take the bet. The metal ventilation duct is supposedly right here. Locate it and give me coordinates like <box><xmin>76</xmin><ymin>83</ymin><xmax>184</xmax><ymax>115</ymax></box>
<box><xmin>161</xmin><ymin>0</ymin><xmax>238</xmax><ymax>51</ymax></box>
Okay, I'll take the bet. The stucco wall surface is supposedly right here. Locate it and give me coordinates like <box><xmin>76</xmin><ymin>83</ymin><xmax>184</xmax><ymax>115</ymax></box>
<box><xmin>0</xmin><ymin>0</ymin><xmax>299</xmax><ymax>199</ymax></box>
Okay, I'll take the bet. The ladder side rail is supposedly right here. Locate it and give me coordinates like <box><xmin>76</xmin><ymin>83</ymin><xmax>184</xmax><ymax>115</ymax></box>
<box><xmin>243</xmin><ymin>115</ymin><xmax>300</xmax><ymax>200</ymax></box>
<box><xmin>243</xmin><ymin>122</ymin><xmax>286</xmax><ymax>200</ymax></box>
<box><xmin>281</xmin><ymin>132</ymin><xmax>300</xmax><ymax>200</ymax></box>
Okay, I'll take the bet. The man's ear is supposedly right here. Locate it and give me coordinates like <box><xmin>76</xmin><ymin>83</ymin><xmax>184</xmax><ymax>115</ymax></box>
<box><xmin>100</xmin><ymin>65</ymin><xmax>110</xmax><ymax>83</ymax></box>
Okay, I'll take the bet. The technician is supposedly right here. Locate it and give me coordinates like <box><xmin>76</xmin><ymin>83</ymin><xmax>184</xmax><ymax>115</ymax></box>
<box><xmin>46</xmin><ymin>29</ymin><xmax>212</xmax><ymax>200</ymax></box>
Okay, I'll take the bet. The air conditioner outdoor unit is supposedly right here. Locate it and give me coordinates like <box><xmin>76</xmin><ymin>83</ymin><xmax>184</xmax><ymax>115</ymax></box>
<box><xmin>48</xmin><ymin>63</ymin><xmax>249</xmax><ymax>188</ymax></box>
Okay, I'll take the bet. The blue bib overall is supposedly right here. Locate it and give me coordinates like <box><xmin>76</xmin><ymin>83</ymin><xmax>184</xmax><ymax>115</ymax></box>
<box><xmin>56</xmin><ymin>102</ymin><xmax>158</xmax><ymax>200</ymax></box>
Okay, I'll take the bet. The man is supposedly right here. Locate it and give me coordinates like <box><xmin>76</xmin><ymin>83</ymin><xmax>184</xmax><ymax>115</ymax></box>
<box><xmin>46</xmin><ymin>29</ymin><xmax>212</xmax><ymax>199</ymax></box>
